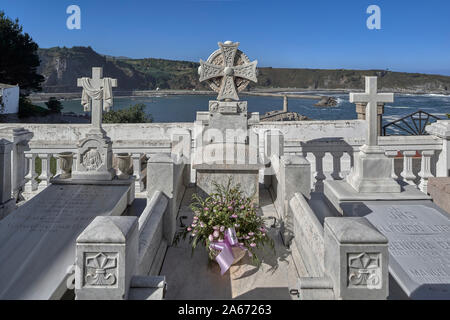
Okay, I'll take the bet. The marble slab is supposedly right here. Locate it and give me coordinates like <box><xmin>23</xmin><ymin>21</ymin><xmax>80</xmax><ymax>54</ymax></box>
<box><xmin>365</xmin><ymin>204</ymin><xmax>450</xmax><ymax>299</ymax></box>
<box><xmin>0</xmin><ymin>183</ymin><xmax>131</xmax><ymax>299</ymax></box>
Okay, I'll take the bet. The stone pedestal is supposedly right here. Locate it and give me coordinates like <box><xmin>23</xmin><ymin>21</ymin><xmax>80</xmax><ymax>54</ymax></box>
<box><xmin>346</xmin><ymin>145</ymin><xmax>401</xmax><ymax>193</ymax></box>
<box><xmin>324</xmin><ymin>217</ymin><xmax>389</xmax><ymax>300</ymax></box>
<box><xmin>75</xmin><ymin>216</ymin><xmax>139</xmax><ymax>300</ymax></box>
<box><xmin>72</xmin><ymin>133</ymin><xmax>115</xmax><ymax>181</ymax></box>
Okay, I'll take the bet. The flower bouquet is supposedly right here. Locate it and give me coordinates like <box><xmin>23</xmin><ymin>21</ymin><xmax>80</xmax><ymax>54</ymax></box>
<box><xmin>175</xmin><ymin>179</ymin><xmax>274</xmax><ymax>275</ymax></box>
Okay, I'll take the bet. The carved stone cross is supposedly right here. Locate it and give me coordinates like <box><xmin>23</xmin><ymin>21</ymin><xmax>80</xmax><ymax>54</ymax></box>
<box><xmin>350</xmin><ymin>77</ymin><xmax>393</xmax><ymax>147</ymax></box>
<box><xmin>77</xmin><ymin>67</ymin><xmax>117</xmax><ymax>134</ymax></box>
<box><xmin>198</xmin><ymin>41</ymin><xmax>257</xmax><ymax>101</ymax></box>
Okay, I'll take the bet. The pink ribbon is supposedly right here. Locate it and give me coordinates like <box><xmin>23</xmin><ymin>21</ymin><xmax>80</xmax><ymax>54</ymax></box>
<box><xmin>209</xmin><ymin>228</ymin><xmax>246</xmax><ymax>275</ymax></box>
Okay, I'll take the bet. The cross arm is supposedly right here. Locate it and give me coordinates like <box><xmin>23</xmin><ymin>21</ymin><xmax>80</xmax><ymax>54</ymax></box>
<box><xmin>376</xmin><ymin>93</ymin><xmax>394</xmax><ymax>103</ymax></box>
<box><xmin>233</xmin><ymin>61</ymin><xmax>258</xmax><ymax>83</ymax></box>
<box><xmin>199</xmin><ymin>60</ymin><xmax>224</xmax><ymax>82</ymax></box>
<box><xmin>349</xmin><ymin>93</ymin><xmax>370</xmax><ymax>104</ymax></box>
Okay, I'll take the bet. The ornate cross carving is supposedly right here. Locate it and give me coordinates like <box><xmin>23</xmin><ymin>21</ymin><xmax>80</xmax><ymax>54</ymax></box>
<box><xmin>198</xmin><ymin>41</ymin><xmax>258</xmax><ymax>101</ymax></box>
<box><xmin>350</xmin><ymin>77</ymin><xmax>393</xmax><ymax>147</ymax></box>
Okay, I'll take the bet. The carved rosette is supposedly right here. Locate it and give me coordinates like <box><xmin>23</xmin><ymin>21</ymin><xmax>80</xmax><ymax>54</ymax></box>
<box><xmin>198</xmin><ymin>41</ymin><xmax>258</xmax><ymax>101</ymax></box>
<box><xmin>348</xmin><ymin>252</ymin><xmax>382</xmax><ymax>289</ymax></box>
<box><xmin>82</xmin><ymin>148</ymin><xmax>103</xmax><ymax>171</ymax></box>
<box><xmin>84</xmin><ymin>252</ymin><xmax>118</xmax><ymax>286</ymax></box>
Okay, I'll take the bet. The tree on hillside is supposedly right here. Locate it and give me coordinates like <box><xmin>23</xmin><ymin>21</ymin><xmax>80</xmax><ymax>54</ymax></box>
<box><xmin>0</xmin><ymin>11</ymin><xmax>44</xmax><ymax>94</ymax></box>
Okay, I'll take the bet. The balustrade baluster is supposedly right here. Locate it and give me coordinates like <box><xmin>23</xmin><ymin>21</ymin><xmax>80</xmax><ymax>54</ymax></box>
<box><xmin>24</xmin><ymin>153</ymin><xmax>38</xmax><ymax>193</ymax></box>
<box><xmin>401</xmin><ymin>150</ymin><xmax>417</xmax><ymax>186</ymax></box>
<box><xmin>37</xmin><ymin>154</ymin><xmax>51</xmax><ymax>191</ymax></box>
<box><xmin>331</xmin><ymin>151</ymin><xmax>344</xmax><ymax>180</ymax></box>
<box><xmin>132</xmin><ymin>153</ymin><xmax>144</xmax><ymax>192</ymax></box>
<box><xmin>313</xmin><ymin>151</ymin><xmax>326</xmax><ymax>192</ymax></box>
<box><xmin>418</xmin><ymin>150</ymin><xmax>435</xmax><ymax>194</ymax></box>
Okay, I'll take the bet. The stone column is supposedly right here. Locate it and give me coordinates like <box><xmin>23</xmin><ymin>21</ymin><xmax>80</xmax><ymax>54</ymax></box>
<box><xmin>356</xmin><ymin>103</ymin><xmax>384</xmax><ymax>136</ymax></box>
<box><xmin>324</xmin><ymin>217</ymin><xmax>389</xmax><ymax>300</ymax></box>
<box><xmin>75</xmin><ymin>216</ymin><xmax>139</xmax><ymax>300</ymax></box>
<box><xmin>283</xmin><ymin>95</ymin><xmax>288</xmax><ymax>113</ymax></box>
<box><xmin>0</xmin><ymin>139</ymin><xmax>15</xmax><ymax>219</ymax></box>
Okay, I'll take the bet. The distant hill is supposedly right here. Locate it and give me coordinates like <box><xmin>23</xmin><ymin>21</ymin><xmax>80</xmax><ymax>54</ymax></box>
<box><xmin>37</xmin><ymin>46</ymin><xmax>450</xmax><ymax>94</ymax></box>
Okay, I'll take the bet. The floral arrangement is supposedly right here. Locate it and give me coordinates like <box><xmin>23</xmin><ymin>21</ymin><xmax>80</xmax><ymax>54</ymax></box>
<box><xmin>175</xmin><ymin>179</ymin><xmax>274</xmax><ymax>271</ymax></box>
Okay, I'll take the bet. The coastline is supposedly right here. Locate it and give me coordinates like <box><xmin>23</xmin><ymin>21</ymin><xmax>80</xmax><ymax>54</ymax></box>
<box><xmin>29</xmin><ymin>87</ymin><xmax>450</xmax><ymax>103</ymax></box>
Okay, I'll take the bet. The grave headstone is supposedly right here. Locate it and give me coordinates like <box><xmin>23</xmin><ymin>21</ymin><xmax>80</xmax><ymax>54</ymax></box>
<box><xmin>193</xmin><ymin>41</ymin><xmax>263</xmax><ymax>204</ymax></box>
<box><xmin>72</xmin><ymin>67</ymin><xmax>117</xmax><ymax>181</ymax></box>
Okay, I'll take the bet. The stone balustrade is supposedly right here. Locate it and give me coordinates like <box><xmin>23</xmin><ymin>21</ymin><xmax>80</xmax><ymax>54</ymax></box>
<box><xmin>1</xmin><ymin>120</ymin><xmax>449</xmax><ymax>203</ymax></box>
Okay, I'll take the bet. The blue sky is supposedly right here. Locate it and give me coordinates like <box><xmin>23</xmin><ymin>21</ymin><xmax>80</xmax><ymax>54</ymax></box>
<box><xmin>2</xmin><ymin>0</ymin><xmax>450</xmax><ymax>75</ymax></box>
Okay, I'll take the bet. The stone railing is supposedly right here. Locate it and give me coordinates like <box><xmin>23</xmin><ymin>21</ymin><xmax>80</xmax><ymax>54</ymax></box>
<box><xmin>276</xmin><ymin>135</ymin><xmax>444</xmax><ymax>194</ymax></box>
<box><xmin>2</xmin><ymin>120</ymin><xmax>449</xmax><ymax>202</ymax></box>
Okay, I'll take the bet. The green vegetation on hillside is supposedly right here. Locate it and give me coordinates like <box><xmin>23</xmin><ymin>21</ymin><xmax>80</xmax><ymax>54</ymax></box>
<box><xmin>37</xmin><ymin>46</ymin><xmax>450</xmax><ymax>94</ymax></box>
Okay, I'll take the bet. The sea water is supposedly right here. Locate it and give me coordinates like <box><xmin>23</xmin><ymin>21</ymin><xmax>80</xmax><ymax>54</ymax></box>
<box><xmin>38</xmin><ymin>92</ymin><xmax>450</xmax><ymax>125</ymax></box>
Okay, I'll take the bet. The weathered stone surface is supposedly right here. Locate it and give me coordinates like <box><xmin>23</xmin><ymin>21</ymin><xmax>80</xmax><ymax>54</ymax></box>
<box><xmin>364</xmin><ymin>203</ymin><xmax>450</xmax><ymax>299</ymax></box>
<box><xmin>147</xmin><ymin>153</ymin><xmax>186</xmax><ymax>243</ymax></box>
<box><xmin>428</xmin><ymin>177</ymin><xmax>450</xmax><ymax>215</ymax></box>
<box><xmin>290</xmin><ymin>193</ymin><xmax>325</xmax><ymax>277</ymax></box>
<box><xmin>195</xmin><ymin>166</ymin><xmax>260</xmax><ymax>205</ymax></box>
<box><xmin>0</xmin><ymin>183</ymin><xmax>131</xmax><ymax>299</ymax></box>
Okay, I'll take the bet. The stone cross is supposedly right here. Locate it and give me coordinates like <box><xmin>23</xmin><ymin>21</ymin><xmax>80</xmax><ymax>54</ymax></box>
<box><xmin>198</xmin><ymin>41</ymin><xmax>257</xmax><ymax>101</ymax></box>
<box><xmin>77</xmin><ymin>67</ymin><xmax>117</xmax><ymax>133</ymax></box>
<box><xmin>350</xmin><ymin>77</ymin><xmax>393</xmax><ymax>147</ymax></box>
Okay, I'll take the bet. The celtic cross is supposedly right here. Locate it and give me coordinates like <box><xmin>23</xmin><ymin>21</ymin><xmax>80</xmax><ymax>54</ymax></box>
<box><xmin>198</xmin><ymin>41</ymin><xmax>258</xmax><ymax>101</ymax></box>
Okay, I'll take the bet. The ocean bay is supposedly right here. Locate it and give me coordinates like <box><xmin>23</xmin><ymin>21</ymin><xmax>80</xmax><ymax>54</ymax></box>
<box><xmin>38</xmin><ymin>92</ymin><xmax>450</xmax><ymax>124</ymax></box>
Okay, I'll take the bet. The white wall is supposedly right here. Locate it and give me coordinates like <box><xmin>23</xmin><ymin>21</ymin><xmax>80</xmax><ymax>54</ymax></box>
<box><xmin>0</xmin><ymin>86</ymin><xmax>19</xmax><ymax>114</ymax></box>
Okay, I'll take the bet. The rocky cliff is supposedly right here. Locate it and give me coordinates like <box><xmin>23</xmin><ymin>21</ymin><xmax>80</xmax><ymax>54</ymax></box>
<box><xmin>37</xmin><ymin>47</ymin><xmax>450</xmax><ymax>94</ymax></box>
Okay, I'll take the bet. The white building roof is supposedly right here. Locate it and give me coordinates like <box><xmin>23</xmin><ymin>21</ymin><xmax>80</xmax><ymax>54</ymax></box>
<box><xmin>0</xmin><ymin>83</ymin><xmax>18</xmax><ymax>89</ymax></box>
